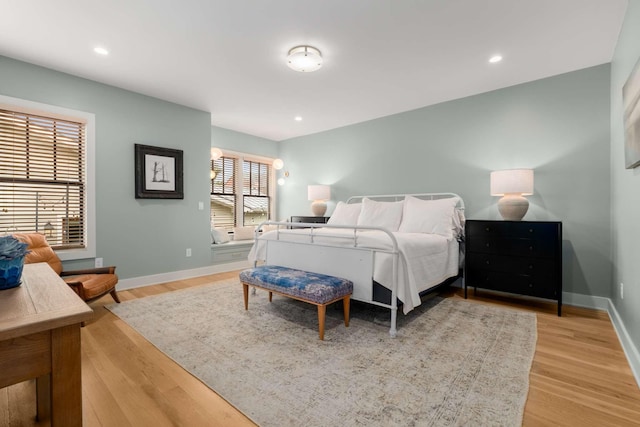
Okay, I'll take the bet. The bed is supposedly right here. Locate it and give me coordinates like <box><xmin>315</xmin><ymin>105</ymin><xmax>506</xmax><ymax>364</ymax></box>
<box><xmin>248</xmin><ymin>193</ymin><xmax>465</xmax><ymax>336</ymax></box>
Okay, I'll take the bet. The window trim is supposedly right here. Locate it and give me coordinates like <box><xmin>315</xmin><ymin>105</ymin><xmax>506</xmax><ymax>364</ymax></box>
<box><xmin>211</xmin><ymin>149</ymin><xmax>277</xmax><ymax>228</ymax></box>
<box><xmin>0</xmin><ymin>94</ymin><xmax>96</xmax><ymax>261</ymax></box>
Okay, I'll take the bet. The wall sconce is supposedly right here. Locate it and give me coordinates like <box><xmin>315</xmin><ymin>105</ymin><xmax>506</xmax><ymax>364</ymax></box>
<box><xmin>490</xmin><ymin>169</ymin><xmax>534</xmax><ymax>221</ymax></box>
<box><xmin>273</xmin><ymin>158</ymin><xmax>284</xmax><ymax>170</ymax></box>
<box><xmin>210</xmin><ymin>147</ymin><xmax>222</xmax><ymax>160</ymax></box>
<box><xmin>277</xmin><ymin>171</ymin><xmax>289</xmax><ymax>186</ymax></box>
<box><xmin>308</xmin><ymin>185</ymin><xmax>331</xmax><ymax>216</ymax></box>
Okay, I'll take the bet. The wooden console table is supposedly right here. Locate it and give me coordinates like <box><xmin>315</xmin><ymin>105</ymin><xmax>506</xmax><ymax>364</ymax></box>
<box><xmin>0</xmin><ymin>262</ymin><xmax>93</xmax><ymax>426</ymax></box>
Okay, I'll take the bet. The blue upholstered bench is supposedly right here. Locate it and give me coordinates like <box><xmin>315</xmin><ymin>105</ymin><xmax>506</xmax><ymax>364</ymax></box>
<box><xmin>239</xmin><ymin>265</ymin><xmax>353</xmax><ymax>340</ymax></box>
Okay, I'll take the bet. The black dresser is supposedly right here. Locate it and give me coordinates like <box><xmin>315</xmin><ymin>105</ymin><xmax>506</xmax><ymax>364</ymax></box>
<box><xmin>464</xmin><ymin>220</ymin><xmax>563</xmax><ymax>316</ymax></box>
<box><xmin>290</xmin><ymin>216</ymin><xmax>330</xmax><ymax>225</ymax></box>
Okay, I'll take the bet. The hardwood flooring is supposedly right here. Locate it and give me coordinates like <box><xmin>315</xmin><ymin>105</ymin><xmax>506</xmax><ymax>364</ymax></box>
<box><xmin>2</xmin><ymin>271</ymin><xmax>639</xmax><ymax>426</ymax></box>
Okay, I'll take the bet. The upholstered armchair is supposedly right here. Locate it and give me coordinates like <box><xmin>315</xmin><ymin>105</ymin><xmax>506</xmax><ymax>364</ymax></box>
<box><xmin>14</xmin><ymin>233</ymin><xmax>120</xmax><ymax>303</ymax></box>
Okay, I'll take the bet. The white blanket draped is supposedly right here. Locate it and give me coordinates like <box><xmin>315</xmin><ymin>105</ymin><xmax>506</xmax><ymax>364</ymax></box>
<box><xmin>248</xmin><ymin>228</ymin><xmax>459</xmax><ymax>314</ymax></box>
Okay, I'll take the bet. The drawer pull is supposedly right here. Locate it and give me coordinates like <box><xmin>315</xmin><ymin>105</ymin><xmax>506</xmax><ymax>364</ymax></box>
<box><xmin>529</xmin><ymin>228</ymin><xmax>534</xmax><ymax>233</ymax></box>
<box><xmin>529</xmin><ymin>246</ymin><xmax>533</xmax><ymax>251</ymax></box>
<box><xmin>528</xmin><ymin>264</ymin><xmax>534</xmax><ymax>270</ymax></box>
<box><xmin>485</xmin><ymin>227</ymin><xmax>491</xmax><ymax>232</ymax></box>
<box><xmin>529</xmin><ymin>283</ymin><xmax>533</xmax><ymax>288</ymax></box>
<box><xmin>485</xmin><ymin>243</ymin><xmax>491</xmax><ymax>248</ymax></box>
<box><xmin>485</xmin><ymin>260</ymin><xmax>490</xmax><ymax>265</ymax></box>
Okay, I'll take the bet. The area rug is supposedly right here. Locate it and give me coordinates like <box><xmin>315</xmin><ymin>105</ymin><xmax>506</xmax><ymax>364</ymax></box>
<box><xmin>107</xmin><ymin>280</ymin><xmax>537</xmax><ymax>427</ymax></box>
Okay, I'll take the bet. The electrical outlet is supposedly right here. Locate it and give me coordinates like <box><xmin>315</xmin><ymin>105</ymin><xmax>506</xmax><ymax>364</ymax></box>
<box><xmin>186</xmin><ymin>248</ymin><xmax>192</xmax><ymax>257</ymax></box>
<box><xmin>198</xmin><ymin>201</ymin><xmax>204</xmax><ymax>210</ymax></box>
<box><xmin>620</xmin><ymin>282</ymin><xmax>624</xmax><ymax>299</ymax></box>
<box><xmin>95</xmin><ymin>257</ymin><xmax>103</xmax><ymax>268</ymax></box>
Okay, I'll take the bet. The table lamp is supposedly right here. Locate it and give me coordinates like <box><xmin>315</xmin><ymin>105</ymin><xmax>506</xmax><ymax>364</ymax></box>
<box><xmin>308</xmin><ymin>185</ymin><xmax>331</xmax><ymax>216</ymax></box>
<box><xmin>490</xmin><ymin>169</ymin><xmax>534</xmax><ymax>221</ymax></box>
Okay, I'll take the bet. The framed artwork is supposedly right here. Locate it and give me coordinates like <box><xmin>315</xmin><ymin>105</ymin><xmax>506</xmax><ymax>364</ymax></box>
<box><xmin>623</xmin><ymin>56</ymin><xmax>640</xmax><ymax>169</ymax></box>
<box><xmin>135</xmin><ymin>144</ymin><xmax>184</xmax><ymax>199</ymax></box>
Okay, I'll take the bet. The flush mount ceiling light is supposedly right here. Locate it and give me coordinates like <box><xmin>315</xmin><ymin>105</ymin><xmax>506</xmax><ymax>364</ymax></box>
<box><xmin>489</xmin><ymin>54</ymin><xmax>503</xmax><ymax>63</ymax></box>
<box><xmin>93</xmin><ymin>47</ymin><xmax>109</xmax><ymax>56</ymax></box>
<box><xmin>287</xmin><ymin>45</ymin><xmax>323</xmax><ymax>72</ymax></box>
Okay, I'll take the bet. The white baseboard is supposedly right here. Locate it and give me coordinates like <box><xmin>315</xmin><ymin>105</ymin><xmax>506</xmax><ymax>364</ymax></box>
<box><xmin>117</xmin><ymin>260</ymin><xmax>251</xmax><ymax>290</ymax></box>
<box><xmin>564</xmin><ymin>291</ymin><xmax>640</xmax><ymax>389</ymax></box>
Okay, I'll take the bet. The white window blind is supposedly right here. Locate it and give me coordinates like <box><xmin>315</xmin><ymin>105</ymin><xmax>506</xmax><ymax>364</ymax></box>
<box><xmin>0</xmin><ymin>109</ymin><xmax>86</xmax><ymax>249</ymax></box>
<box><xmin>210</xmin><ymin>154</ymin><xmax>274</xmax><ymax>230</ymax></box>
<box><xmin>210</xmin><ymin>156</ymin><xmax>236</xmax><ymax>230</ymax></box>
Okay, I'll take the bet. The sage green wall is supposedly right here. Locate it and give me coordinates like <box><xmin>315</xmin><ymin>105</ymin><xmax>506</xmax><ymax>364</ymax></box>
<box><xmin>0</xmin><ymin>55</ymin><xmax>212</xmax><ymax>279</ymax></box>
<box><xmin>279</xmin><ymin>64</ymin><xmax>612</xmax><ymax>297</ymax></box>
<box><xmin>610</xmin><ymin>0</ymin><xmax>640</xmax><ymax>357</ymax></box>
<box><xmin>211</xmin><ymin>125</ymin><xmax>278</xmax><ymax>158</ymax></box>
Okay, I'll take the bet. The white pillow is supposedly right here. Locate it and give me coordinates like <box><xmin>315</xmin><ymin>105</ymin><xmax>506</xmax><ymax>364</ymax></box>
<box><xmin>356</xmin><ymin>198</ymin><xmax>404</xmax><ymax>231</ymax></box>
<box><xmin>398</xmin><ymin>196</ymin><xmax>459</xmax><ymax>238</ymax></box>
<box><xmin>233</xmin><ymin>226</ymin><xmax>256</xmax><ymax>241</ymax></box>
<box><xmin>327</xmin><ymin>202</ymin><xmax>362</xmax><ymax>226</ymax></box>
<box><xmin>211</xmin><ymin>228</ymin><xmax>230</xmax><ymax>244</ymax></box>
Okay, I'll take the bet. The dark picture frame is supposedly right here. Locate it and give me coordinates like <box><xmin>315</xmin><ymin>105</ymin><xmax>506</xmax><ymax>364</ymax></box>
<box><xmin>135</xmin><ymin>144</ymin><xmax>184</xmax><ymax>199</ymax></box>
<box><xmin>623</xmin><ymin>56</ymin><xmax>640</xmax><ymax>169</ymax></box>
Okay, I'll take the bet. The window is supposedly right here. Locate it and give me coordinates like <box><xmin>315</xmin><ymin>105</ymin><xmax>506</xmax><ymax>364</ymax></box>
<box><xmin>210</xmin><ymin>152</ymin><xmax>274</xmax><ymax>230</ymax></box>
<box><xmin>0</xmin><ymin>95</ymin><xmax>95</xmax><ymax>259</ymax></box>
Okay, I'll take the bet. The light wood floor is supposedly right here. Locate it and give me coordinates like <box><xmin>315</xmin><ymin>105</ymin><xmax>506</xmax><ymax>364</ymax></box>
<box><xmin>2</xmin><ymin>271</ymin><xmax>640</xmax><ymax>426</ymax></box>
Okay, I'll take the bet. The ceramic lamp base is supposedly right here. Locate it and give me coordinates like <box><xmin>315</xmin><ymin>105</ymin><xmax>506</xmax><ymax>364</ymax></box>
<box><xmin>311</xmin><ymin>200</ymin><xmax>327</xmax><ymax>216</ymax></box>
<box><xmin>497</xmin><ymin>194</ymin><xmax>529</xmax><ymax>221</ymax></box>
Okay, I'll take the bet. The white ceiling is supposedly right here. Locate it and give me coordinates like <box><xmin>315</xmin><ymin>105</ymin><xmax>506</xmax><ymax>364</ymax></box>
<box><xmin>0</xmin><ymin>1</ymin><xmax>628</xmax><ymax>141</ymax></box>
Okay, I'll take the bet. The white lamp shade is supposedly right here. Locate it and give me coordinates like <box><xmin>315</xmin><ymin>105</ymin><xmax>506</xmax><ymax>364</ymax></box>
<box><xmin>490</xmin><ymin>169</ymin><xmax>534</xmax><ymax>196</ymax></box>
<box><xmin>308</xmin><ymin>185</ymin><xmax>330</xmax><ymax>201</ymax></box>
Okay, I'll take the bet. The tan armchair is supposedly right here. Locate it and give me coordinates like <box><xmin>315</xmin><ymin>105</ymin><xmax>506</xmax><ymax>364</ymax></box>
<box><xmin>14</xmin><ymin>233</ymin><xmax>120</xmax><ymax>303</ymax></box>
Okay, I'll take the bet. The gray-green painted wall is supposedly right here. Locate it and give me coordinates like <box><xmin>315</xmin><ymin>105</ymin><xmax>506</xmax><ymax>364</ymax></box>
<box><xmin>279</xmin><ymin>65</ymin><xmax>612</xmax><ymax>297</ymax></box>
<box><xmin>211</xmin><ymin>125</ymin><xmax>278</xmax><ymax>158</ymax></box>
<box><xmin>611</xmin><ymin>0</ymin><xmax>640</xmax><ymax>358</ymax></box>
<box><xmin>0</xmin><ymin>55</ymin><xmax>213</xmax><ymax>279</ymax></box>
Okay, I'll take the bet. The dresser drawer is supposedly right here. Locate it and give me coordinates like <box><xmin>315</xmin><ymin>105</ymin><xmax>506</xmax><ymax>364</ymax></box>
<box><xmin>465</xmin><ymin>269</ymin><xmax>558</xmax><ymax>299</ymax></box>
<box><xmin>467</xmin><ymin>253</ymin><xmax>555</xmax><ymax>280</ymax></box>
<box><xmin>467</xmin><ymin>236</ymin><xmax>557</xmax><ymax>258</ymax></box>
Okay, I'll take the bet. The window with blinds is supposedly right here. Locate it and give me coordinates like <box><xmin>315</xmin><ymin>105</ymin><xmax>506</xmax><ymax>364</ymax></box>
<box><xmin>242</xmin><ymin>160</ymin><xmax>269</xmax><ymax>226</ymax></box>
<box><xmin>210</xmin><ymin>154</ymin><xmax>273</xmax><ymax>230</ymax></box>
<box><xmin>0</xmin><ymin>109</ymin><xmax>86</xmax><ymax>249</ymax></box>
<box><xmin>210</xmin><ymin>156</ymin><xmax>236</xmax><ymax>230</ymax></box>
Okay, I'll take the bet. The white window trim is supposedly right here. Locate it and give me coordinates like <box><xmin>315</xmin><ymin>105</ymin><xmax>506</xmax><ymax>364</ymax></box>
<box><xmin>0</xmin><ymin>94</ymin><xmax>96</xmax><ymax>261</ymax></box>
<box><xmin>214</xmin><ymin>149</ymin><xmax>277</xmax><ymax>226</ymax></box>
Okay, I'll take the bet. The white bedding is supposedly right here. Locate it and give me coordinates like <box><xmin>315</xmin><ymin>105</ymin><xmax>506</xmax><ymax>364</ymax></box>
<box><xmin>248</xmin><ymin>228</ymin><xmax>459</xmax><ymax>314</ymax></box>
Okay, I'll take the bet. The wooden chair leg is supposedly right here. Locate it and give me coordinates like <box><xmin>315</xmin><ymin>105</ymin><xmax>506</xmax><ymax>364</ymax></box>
<box><xmin>343</xmin><ymin>296</ymin><xmax>350</xmax><ymax>327</ymax></box>
<box><xmin>317</xmin><ymin>304</ymin><xmax>326</xmax><ymax>340</ymax></box>
<box><xmin>243</xmin><ymin>283</ymin><xmax>249</xmax><ymax>310</ymax></box>
<box><xmin>110</xmin><ymin>289</ymin><xmax>121</xmax><ymax>303</ymax></box>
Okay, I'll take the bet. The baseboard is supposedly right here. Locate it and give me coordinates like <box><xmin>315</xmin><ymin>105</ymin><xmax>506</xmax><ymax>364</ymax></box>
<box><xmin>117</xmin><ymin>260</ymin><xmax>251</xmax><ymax>290</ymax></box>
<box><xmin>563</xmin><ymin>291</ymin><xmax>640</xmax><ymax>389</ymax></box>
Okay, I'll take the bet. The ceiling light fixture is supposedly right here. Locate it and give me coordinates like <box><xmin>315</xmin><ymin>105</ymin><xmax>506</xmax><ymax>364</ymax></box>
<box><xmin>294</xmin><ymin>116</ymin><xmax>302</xmax><ymax>121</ymax></box>
<box><xmin>287</xmin><ymin>45</ymin><xmax>323</xmax><ymax>72</ymax></box>
<box><xmin>489</xmin><ymin>55</ymin><xmax>503</xmax><ymax>63</ymax></box>
<box><xmin>94</xmin><ymin>47</ymin><xmax>109</xmax><ymax>56</ymax></box>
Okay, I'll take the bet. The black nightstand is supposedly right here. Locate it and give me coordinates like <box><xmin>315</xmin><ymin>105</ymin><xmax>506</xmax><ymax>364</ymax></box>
<box><xmin>290</xmin><ymin>216</ymin><xmax>330</xmax><ymax>225</ymax></box>
<box><xmin>464</xmin><ymin>220</ymin><xmax>563</xmax><ymax>316</ymax></box>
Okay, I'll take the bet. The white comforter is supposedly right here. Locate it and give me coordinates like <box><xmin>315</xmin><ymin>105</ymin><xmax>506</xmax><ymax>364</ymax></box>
<box><xmin>248</xmin><ymin>228</ymin><xmax>459</xmax><ymax>314</ymax></box>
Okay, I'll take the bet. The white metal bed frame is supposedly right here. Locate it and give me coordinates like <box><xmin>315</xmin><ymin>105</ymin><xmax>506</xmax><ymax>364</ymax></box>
<box><xmin>252</xmin><ymin>193</ymin><xmax>464</xmax><ymax>337</ymax></box>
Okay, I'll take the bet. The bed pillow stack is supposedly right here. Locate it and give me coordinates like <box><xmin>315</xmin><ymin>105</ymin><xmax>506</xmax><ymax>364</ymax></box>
<box><xmin>356</xmin><ymin>198</ymin><xmax>404</xmax><ymax>231</ymax></box>
<box><xmin>398</xmin><ymin>196</ymin><xmax>460</xmax><ymax>239</ymax></box>
<box><xmin>327</xmin><ymin>201</ymin><xmax>362</xmax><ymax>226</ymax></box>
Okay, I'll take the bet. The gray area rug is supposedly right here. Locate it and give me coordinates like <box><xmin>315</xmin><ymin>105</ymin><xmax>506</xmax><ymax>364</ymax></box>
<box><xmin>107</xmin><ymin>280</ymin><xmax>537</xmax><ymax>427</ymax></box>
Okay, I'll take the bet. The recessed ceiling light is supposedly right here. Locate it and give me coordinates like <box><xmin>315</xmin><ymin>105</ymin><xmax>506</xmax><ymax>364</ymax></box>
<box><xmin>294</xmin><ymin>116</ymin><xmax>303</xmax><ymax>121</ymax></box>
<box><xmin>489</xmin><ymin>55</ymin><xmax>503</xmax><ymax>63</ymax></box>
<box><xmin>287</xmin><ymin>46</ymin><xmax>322</xmax><ymax>72</ymax></box>
<box><xmin>94</xmin><ymin>47</ymin><xmax>109</xmax><ymax>56</ymax></box>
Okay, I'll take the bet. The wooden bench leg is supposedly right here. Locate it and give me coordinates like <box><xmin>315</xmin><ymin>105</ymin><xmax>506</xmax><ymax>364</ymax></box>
<box><xmin>243</xmin><ymin>283</ymin><xmax>249</xmax><ymax>310</ymax></box>
<box><xmin>343</xmin><ymin>296</ymin><xmax>350</xmax><ymax>327</ymax></box>
<box><xmin>269</xmin><ymin>291</ymin><xmax>273</xmax><ymax>302</ymax></box>
<box><xmin>317</xmin><ymin>304</ymin><xmax>326</xmax><ymax>340</ymax></box>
